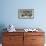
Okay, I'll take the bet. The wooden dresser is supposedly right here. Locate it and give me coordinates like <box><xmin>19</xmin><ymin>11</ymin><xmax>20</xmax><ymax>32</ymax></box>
<box><xmin>2</xmin><ymin>32</ymin><xmax>45</xmax><ymax>46</ymax></box>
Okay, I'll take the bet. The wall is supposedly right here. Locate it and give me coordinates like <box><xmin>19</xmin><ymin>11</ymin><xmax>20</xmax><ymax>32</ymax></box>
<box><xmin>0</xmin><ymin>0</ymin><xmax>46</xmax><ymax>30</ymax></box>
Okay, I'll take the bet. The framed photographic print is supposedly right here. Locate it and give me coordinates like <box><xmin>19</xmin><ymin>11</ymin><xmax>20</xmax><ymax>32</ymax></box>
<box><xmin>18</xmin><ymin>9</ymin><xmax>34</xmax><ymax>19</ymax></box>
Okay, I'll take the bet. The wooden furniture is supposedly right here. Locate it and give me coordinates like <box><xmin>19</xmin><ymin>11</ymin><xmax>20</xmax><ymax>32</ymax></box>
<box><xmin>2</xmin><ymin>32</ymin><xmax>45</xmax><ymax>46</ymax></box>
<box><xmin>24</xmin><ymin>32</ymin><xmax>45</xmax><ymax>46</ymax></box>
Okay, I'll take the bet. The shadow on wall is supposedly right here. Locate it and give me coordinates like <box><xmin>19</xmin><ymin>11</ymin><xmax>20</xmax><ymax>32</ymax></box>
<box><xmin>0</xmin><ymin>24</ymin><xmax>7</xmax><ymax>43</ymax></box>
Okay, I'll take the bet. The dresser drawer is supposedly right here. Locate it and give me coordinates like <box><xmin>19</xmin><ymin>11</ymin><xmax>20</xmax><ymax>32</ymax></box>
<box><xmin>32</xmin><ymin>44</ymin><xmax>44</xmax><ymax>46</ymax></box>
<box><xmin>32</xmin><ymin>36</ymin><xmax>45</xmax><ymax>44</ymax></box>
<box><xmin>3</xmin><ymin>42</ymin><xmax>23</xmax><ymax>46</ymax></box>
<box><xmin>3</xmin><ymin>36</ymin><xmax>23</xmax><ymax>46</ymax></box>
<box><xmin>3</xmin><ymin>35</ymin><xmax>23</xmax><ymax>44</ymax></box>
<box><xmin>24</xmin><ymin>32</ymin><xmax>44</xmax><ymax>36</ymax></box>
<box><xmin>3</xmin><ymin>32</ymin><xmax>23</xmax><ymax>36</ymax></box>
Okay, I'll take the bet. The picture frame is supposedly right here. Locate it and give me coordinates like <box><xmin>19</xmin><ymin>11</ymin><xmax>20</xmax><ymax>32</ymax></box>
<box><xmin>18</xmin><ymin>9</ymin><xmax>34</xmax><ymax>19</ymax></box>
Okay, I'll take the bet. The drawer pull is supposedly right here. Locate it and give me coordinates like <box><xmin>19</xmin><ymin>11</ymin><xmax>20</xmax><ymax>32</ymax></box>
<box><xmin>9</xmin><ymin>38</ymin><xmax>12</xmax><ymax>40</ymax></box>
<box><xmin>9</xmin><ymin>38</ymin><xmax>13</xmax><ymax>40</ymax></box>
<box><xmin>32</xmin><ymin>39</ymin><xmax>36</xmax><ymax>40</ymax></box>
